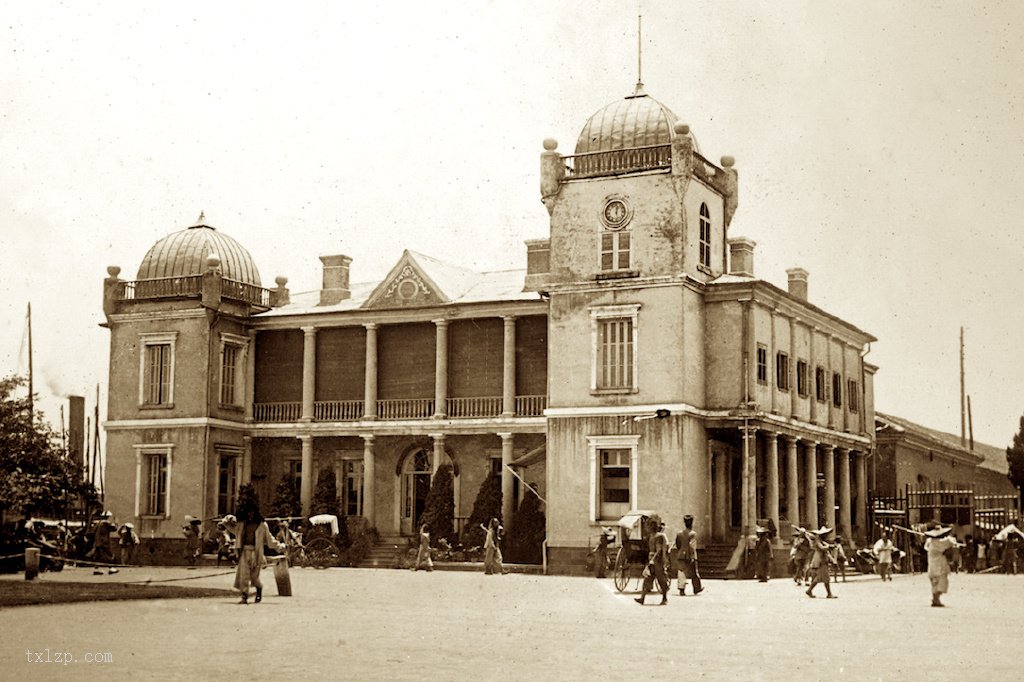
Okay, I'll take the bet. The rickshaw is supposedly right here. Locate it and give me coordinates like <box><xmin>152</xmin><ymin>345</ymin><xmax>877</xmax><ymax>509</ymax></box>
<box><xmin>302</xmin><ymin>514</ymin><xmax>344</xmax><ymax>569</ymax></box>
<box><xmin>611</xmin><ymin>510</ymin><xmax>659</xmax><ymax>592</ymax></box>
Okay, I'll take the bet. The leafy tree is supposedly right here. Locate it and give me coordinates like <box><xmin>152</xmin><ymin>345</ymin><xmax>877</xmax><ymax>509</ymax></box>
<box><xmin>0</xmin><ymin>375</ymin><xmax>96</xmax><ymax>517</ymax></box>
<box><xmin>419</xmin><ymin>464</ymin><xmax>454</xmax><ymax>544</ymax></box>
<box><xmin>268</xmin><ymin>474</ymin><xmax>300</xmax><ymax>519</ymax></box>
<box><xmin>505</xmin><ymin>491</ymin><xmax>546</xmax><ymax>564</ymax></box>
<box><xmin>1007</xmin><ymin>416</ymin><xmax>1024</xmax><ymax>507</ymax></box>
<box><xmin>311</xmin><ymin>468</ymin><xmax>348</xmax><ymax>549</ymax></box>
<box><xmin>460</xmin><ymin>470</ymin><xmax>502</xmax><ymax>550</ymax></box>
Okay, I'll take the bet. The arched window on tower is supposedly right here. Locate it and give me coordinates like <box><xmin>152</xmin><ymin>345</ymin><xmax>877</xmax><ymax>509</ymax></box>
<box><xmin>699</xmin><ymin>203</ymin><xmax>712</xmax><ymax>270</ymax></box>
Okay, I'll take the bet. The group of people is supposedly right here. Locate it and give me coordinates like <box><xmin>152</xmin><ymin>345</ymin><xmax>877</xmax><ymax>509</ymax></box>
<box><xmin>634</xmin><ymin>514</ymin><xmax>703</xmax><ymax>606</ymax></box>
<box><xmin>409</xmin><ymin>517</ymin><xmax>508</xmax><ymax>575</ymax></box>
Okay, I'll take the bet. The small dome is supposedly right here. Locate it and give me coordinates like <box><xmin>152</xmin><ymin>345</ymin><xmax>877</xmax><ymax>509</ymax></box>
<box><xmin>575</xmin><ymin>86</ymin><xmax>697</xmax><ymax>154</ymax></box>
<box><xmin>136</xmin><ymin>219</ymin><xmax>262</xmax><ymax>286</ymax></box>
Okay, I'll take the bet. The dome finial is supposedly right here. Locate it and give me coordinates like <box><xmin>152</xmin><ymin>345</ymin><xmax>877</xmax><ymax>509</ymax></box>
<box><xmin>629</xmin><ymin>13</ymin><xmax>646</xmax><ymax>98</ymax></box>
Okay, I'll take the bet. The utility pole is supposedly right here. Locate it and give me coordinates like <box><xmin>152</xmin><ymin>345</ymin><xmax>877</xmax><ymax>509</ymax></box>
<box><xmin>960</xmin><ymin>327</ymin><xmax>966</xmax><ymax>448</ymax></box>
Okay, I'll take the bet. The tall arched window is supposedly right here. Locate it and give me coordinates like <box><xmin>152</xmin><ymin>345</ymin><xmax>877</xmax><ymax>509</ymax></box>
<box><xmin>699</xmin><ymin>203</ymin><xmax>712</xmax><ymax>269</ymax></box>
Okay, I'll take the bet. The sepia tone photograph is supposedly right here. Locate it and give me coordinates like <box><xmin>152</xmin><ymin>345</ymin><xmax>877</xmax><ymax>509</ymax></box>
<box><xmin>1</xmin><ymin>1</ymin><xmax>1022</xmax><ymax>679</ymax></box>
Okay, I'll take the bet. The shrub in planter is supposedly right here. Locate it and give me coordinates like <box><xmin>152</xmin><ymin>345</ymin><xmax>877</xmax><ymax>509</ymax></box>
<box><xmin>343</xmin><ymin>525</ymin><xmax>376</xmax><ymax>567</ymax></box>
<box><xmin>268</xmin><ymin>474</ymin><xmax>301</xmax><ymax>519</ymax></box>
<box><xmin>505</xmin><ymin>492</ymin><xmax>545</xmax><ymax>564</ymax></box>
<box><xmin>418</xmin><ymin>464</ymin><xmax>455</xmax><ymax>545</ymax></box>
<box><xmin>461</xmin><ymin>471</ymin><xmax>502</xmax><ymax>551</ymax></box>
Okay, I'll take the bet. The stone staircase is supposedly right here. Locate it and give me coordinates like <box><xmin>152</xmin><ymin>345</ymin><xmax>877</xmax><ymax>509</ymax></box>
<box><xmin>357</xmin><ymin>536</ymin><xmax>408</xmax><ymax>569</ymax></box>
<box><xmin>699</xmin><ymin>543</ymin><xmax>738</xmax><ymax>579</ymax></box>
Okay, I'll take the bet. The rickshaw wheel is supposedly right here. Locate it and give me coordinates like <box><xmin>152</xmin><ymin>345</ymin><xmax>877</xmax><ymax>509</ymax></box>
<box><xmin>612</xmin><ymin>547</ymin><xmax>630</xmax><ymax>592</ymax></box>
<box><xmin>305</xmin><ymin>536</ymin><xmax>341</xmax><ymax>569</ymax></box>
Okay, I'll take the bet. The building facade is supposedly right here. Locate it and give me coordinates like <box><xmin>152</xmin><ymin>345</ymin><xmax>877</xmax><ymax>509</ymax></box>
<box><xmin>102</xmin><ymin>81</ymin><xmax>878</xmax><ymax>570</ymax></box>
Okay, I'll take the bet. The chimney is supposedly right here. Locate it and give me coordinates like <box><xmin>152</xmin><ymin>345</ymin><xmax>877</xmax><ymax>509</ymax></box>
<box><xmin>786</xmin><ymin>268</ymin><xmax>809</xmax><ymax>301</ymax></box>
<box><xmin>319</xmin><ymin>254</ymin><xmax>352</xmax><ymax>305</ymax></box>
<box><xmin>728</xmin><ymin>238</ymin><xmax>756</xmax><ymax>277</ymax></box>
<box><xmin>68</xmin><ymin>395</ymin><xmax>85</xmax><ymax>466</ymax></box>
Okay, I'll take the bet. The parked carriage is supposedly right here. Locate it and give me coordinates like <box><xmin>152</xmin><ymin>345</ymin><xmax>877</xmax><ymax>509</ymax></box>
<box><xmin>301</xmin><ymin>514</ymin><xmax>344</xmax><ymax>569</ymax></box>
<box><xmin>611</xmin><ymin>510</ymin><xmax>659</xmax><ymax>592</ymax></box>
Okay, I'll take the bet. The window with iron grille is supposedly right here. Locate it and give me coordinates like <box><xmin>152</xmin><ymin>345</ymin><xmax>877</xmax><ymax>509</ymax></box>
<box><xmin>220</xmin><ymin>344</ymin><xmax>240</xmax><ymax>406</ymax></box>
<box><xmin>597</xmin><ymin>318</ymin><xmax>634</xmax><ymax>389</ymax></box>
<box><xmin>144</xmin><ymin>343</ymin><xmax>171</xmax><ymax>405</ymax></box>
<box><xmin>776</xmin><ymin>352</ymin><xmax>790</xmax><ymax>390</ymax></box>
<box><xmin>797</xmin><ymin>360</ymin><xmax>809</xmax><ymax>396</ymax></box>
<box><xmin>146</xmin><ymin>453</ymin><xmax>168</xmax><ymax>516</ymax></box>
<box><xmin>600</xmin><ymin>229</ymin><xmax>631</xmax><ymax>271</ymax></box>
<box><xmin>756</xmin><ymin>345</ymin><xmax>768</xmax><ymax>384</ymax></box>
<box><xmin>699</xmin><ymin>202</ymin><xmax>712</xmax><ymax>268</ymax></box>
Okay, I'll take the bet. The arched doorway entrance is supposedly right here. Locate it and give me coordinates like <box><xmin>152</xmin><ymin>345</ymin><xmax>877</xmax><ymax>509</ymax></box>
<box><xmin>400</xmin><ymin>449</ymin><xmax>433</xmax><ymax>536</ymax></box>
<box><xmin>396</xmin><ymin>446</ymin><xmax>460</xmax><ymax>536</ymax></box>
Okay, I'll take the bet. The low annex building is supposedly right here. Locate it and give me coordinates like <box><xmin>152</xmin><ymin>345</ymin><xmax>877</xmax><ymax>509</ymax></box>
<box><xmin>102</xmin><ymin>80</ymin><xmax>880</xmax><ymax>571</ymax></box>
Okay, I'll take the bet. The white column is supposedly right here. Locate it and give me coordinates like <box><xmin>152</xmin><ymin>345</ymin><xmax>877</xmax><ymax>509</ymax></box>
<box><xmin>363</xmin><ymin>323</ymin><xmax>377</xmax><ymax>420</ymax></box>
<box><xmin>822</xmin><ymin>444</ymin><xmax>836</xmax><ymax>533</ymax></box>
<box><xmin>362</xmin><ymin>435</ymin><xmax>376</xmax><ymax>528</ymax></box>
<box><xmin>502</xmin><ymin>316</ymin><xmax>516</xmax><ymax>417</ymax></box>
<box><xmin>856</xmin><ymin>450</ymin><xmax>868</xmax><ymax>543</ymax></box>
<box><xmin>431</xmin><ymin>433</ymin><xmax>445</xmax><ymax>475</ymax></box>
<box><xmin>742</xmin><ymin>426</ymin><xmax>757</xmax><ymax>535</ymax></box>
<box><xmin>433</xmin><ymin>319</ymin><xmax>448</xmax><ymax>418</ymax></box>
<box><xmin>244</xmin><ymin>330</ymin><xmax>256</xmax><ymax>422</ymax></box>
<box><xmin>765</xmin><ymin>431</ymin><xmax>779</xmax><ymax>541</ymax></box>
<box><xmin>785</xmin><ymin>436</ymin><xmax>800</xmax><ymax>532</ymax></box>
<box><xmin>299</xmin><ymin>435</ymin><xmax>313</xmax><ymax>517</ymax></box>
<box><xmin>499</xmin><ymin>432</ymin><xmax>514</xmax><ymax>528</ymax></box>
<box><xmin>241</xmin><ymin>435</ymin><xmax>252</xmax><ymax>484</ymax></box>
<box><xmin>804</xmin><ymin>441</ymin><xmax>818</xmax><ymax>528</ymax></box>
<box><xmin>838</xmin><ymin>447</ymin><xmax>852</xmax><ymax>543</ymax></box>
<box><xmin>301</xmin><ymin>326</ymin><xmax>317</xmax><ymax>421</ymax></box>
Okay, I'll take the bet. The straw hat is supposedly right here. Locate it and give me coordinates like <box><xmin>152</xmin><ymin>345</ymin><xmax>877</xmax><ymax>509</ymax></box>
<box><xmin>924</xmin><ymin>526</ymin><xmax>952</xmax><ymax>538</ymax></box>
<box><xmin>813</xmin><ymin>526</ymin><xmax>833</xmax><ymax>535</ymax></box>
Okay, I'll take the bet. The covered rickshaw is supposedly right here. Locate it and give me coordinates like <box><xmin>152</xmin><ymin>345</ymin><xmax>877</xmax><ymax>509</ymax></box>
<box><xmin>611</xmin><ymin>510</ymin><xmax>660</xmax><ymax>592</ymax></box>
<box><xmin>302</xmin><ymin>514</ymin><xmax>344</xmax><ymax>569</ymax></box>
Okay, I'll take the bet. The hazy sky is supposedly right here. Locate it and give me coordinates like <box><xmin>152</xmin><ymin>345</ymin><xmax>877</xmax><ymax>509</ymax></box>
<box><xmin>2</xmin><ymin>1</ymin><xmax>1022</xmax><ymax>449</ymax></box>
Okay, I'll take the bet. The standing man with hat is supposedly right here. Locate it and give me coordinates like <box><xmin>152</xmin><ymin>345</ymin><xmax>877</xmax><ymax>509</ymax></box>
<box><xmin>925</xmin><ymin>525</ymin><xmax>959</xmax><ymax>607</ymax></box>
<box><xmin>674</xmin><ymin>514</ymin><xmax>704</xmax><ymax>596</ymax></box>
<box><xmin>635</xmin><ymin>515</ymin><xmax>671</xmax><ymax>605</ymax></box>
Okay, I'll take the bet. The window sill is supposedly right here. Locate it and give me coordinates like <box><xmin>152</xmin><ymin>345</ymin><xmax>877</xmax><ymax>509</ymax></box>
<box><xmin>139</xmin><ymin>403</ymin><xmax>174</xmax><ymax>410</ymax></box>
<box><xmin>696</xmin><ymin>264</ymin><xmax>713</xmax><ymax>275</ymax></box>
<box><xmin>591</xmin><ymin>388</ymin><xmax>638</xmax><ymax>396</ymax></box>
<box><xmin>218</xmin><ymin>404</ymin><xmax>244</xmax><ymax>413</ymax></box>
<box><xmin>594</xmin><ymin>270</ymin><xmax>639</xmax><ymax>281</ymax></box>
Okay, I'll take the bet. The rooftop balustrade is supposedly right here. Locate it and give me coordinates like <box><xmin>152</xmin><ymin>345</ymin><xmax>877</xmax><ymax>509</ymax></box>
<box><xmin>116</xmin><ymin>275</ymin><xmax>272</xmax><ymax>309</ymax></box>
<box><xmin>562</xmin><ymin>144</ymin><xmax>671</xmax><ymax>179</ymax></box>
<box><xmin>251</xmin><ymin>395</ymin><xmax>548</xmax><ymax>423</ymax></box>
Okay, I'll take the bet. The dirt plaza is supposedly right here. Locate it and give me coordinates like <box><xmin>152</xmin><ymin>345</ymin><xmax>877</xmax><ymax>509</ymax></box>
<box><xmin>1</xmin><ymin>565</ymin><xmax>1020</xmax><ymax>681</ymax></box>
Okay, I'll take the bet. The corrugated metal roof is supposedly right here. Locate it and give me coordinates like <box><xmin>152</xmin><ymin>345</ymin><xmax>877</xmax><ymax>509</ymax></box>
<box><xmin>575</xmin><ymin>92</ymin><xmax>694</xmax><ymax>154</ymax></box>
<box><xmin>136</xmin><ymin>224</ymin><xmax>262</xmax><ymax>286</ymax></box>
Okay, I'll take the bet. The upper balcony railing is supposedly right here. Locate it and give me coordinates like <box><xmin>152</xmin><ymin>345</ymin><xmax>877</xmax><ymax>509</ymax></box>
<box><xmin>252</xmin><ymin>395</ymin><xmax>548</xmax><ymax>423</ymax></box>
<box><xmin>562</xmin><ymin>144</ymin><xmax>672</xmax><ymax>179</ymax></box>
<box><xmin>117</xmin><ymin>276</ymin><xmax>272</xmax><ymax>308</ymax></box>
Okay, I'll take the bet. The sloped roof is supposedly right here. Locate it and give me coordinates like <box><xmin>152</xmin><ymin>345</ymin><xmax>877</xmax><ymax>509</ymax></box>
<box><xmin>876</xmin><ymin>411</ymin><xmax>1007</xmax><ymax>472</ymax></box>
<box><xmin>256</xmin><ymin>251</ymin><xmax>535</xmax><ymax>318</ymax></box>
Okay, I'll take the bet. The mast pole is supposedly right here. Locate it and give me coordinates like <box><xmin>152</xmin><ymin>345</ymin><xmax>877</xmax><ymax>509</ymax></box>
<box><xmin>27</xmin><ymin>303</ymin><xmax>33</xmax><ymax>420</ymax></box>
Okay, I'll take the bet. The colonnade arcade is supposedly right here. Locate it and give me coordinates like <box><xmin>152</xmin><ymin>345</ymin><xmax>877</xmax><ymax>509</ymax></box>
<box><xmin>239</xmin><ymin>429</ymin><xmax>531</xmax><ymax>536</ymax></box>
<box><xmin>708</xmin><ymin>425</ymin><xmax>871</xmax><ymax>545</ymax></box>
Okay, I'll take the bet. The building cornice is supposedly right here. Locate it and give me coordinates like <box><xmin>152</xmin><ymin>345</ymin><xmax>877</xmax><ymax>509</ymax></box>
<box><xmin>250</xmin><ymin>299</ymin><xmax>548</xmax><ymax>330</ymax></box>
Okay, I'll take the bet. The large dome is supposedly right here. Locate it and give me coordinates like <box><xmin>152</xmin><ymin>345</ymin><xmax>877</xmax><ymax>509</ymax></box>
<box><xmin>136</xmin><ymin>218</ymin><xmax>262</xmax><ymax>286</ymax></box>
<box><xmin>575</xmin><ymin>85</ymin><xmax>696</xmax><ymax>154</ymax></box>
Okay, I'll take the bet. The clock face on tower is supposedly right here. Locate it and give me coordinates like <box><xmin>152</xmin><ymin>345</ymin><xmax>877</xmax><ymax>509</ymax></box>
<box><xmin>601</xmin><ymin>196</ymin><xmax>632</xmax><ymax>230</ymax></box>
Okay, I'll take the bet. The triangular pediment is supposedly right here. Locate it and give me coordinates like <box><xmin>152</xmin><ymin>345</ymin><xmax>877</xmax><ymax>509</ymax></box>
<box><xmin>362</xmin><ymin>251</ymin><xmax>449</xmax><ymax>309</ymax></box>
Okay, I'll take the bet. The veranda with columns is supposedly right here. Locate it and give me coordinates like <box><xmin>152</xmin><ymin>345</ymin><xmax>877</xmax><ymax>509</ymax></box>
<box><xmin>708</xmin><ymin>421</ymin><xmax>872</xmax><ymax>547</ymax></box>
<box><xmin>246</xmin><ymin>308</ymin><xmax>547</xmax><ymax>537</ymax></box>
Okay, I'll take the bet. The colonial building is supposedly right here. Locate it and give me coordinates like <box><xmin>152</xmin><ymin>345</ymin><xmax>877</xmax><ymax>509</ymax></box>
<box><xmin>102</xmin><ymin>80</ymin><xmax>878</xmax><ymax>571</ymax></box>
<box><xmin>873</xmin><ymin>412</ymin><xmax>1019</xmax><ymax>531</ymax></box>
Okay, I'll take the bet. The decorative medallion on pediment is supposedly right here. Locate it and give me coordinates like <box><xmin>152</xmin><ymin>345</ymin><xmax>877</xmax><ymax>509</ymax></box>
<box><xmin>366</xmin><ymin>264</ymin><xmax>446</xmax><ymax>309</ymax></box>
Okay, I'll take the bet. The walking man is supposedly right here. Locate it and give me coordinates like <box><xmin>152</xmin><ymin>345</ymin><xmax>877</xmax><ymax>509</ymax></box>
<box><xmin>635</xmin><ymin>516</ymin><xmax>670</xmax><ymax>605</ymax></box>
<box><xmin>873</xmin><ymin>531</ymin><xmax>896</xmax><ymax>581</ymax></box>
<box><xmin>674</xmin><ymin>514</ymin><xmax>704</xmax><ymax>596</ymax></box>
<box><xmin>804</xmin><ymin>527</ymin><xmax>837</xmax><ymax>599</ymax></box>
<box><xmin>925</xmin><ymin>525</ymin><xmax>959</xmax><ymax>607</ymax></box>
<box><xmin>412</xmin><ymin>524</ymin><xmax>433</xmax><ymax>571</ymax></box>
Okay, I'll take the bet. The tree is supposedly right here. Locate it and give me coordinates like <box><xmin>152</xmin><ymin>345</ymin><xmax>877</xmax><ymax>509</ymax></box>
<box><xmin>419</xmin><ymin>464</ymin><xmax>454</xmax><ymax>544</ymax></box>
<box><xmin>1007</xmin><ymin>416</ymin><xmax>1024</xmax><ymax>507</ymax></box>
<box><xmin>505</xmin><ymin>491</ymin><xmax>546</xmax><ymax>564</ymax></box>
<box><xmin>0</xmin><ymin>375</ymin><xmax>95</xmax><ymax>518</ymax></box>
<box><xmin>267</xmin><ymin>474</ymin><xmax>300</xmax><ymax>519</ymax></box>
<box><xmin>460</xmin><ymin>471</ymin><xmax>502</xmax><ymax>550</ymax></box>
<box><xmin>311</xmin><ymin>468</ymin><xmax>348</xmax><ymax>549</ymax></box>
